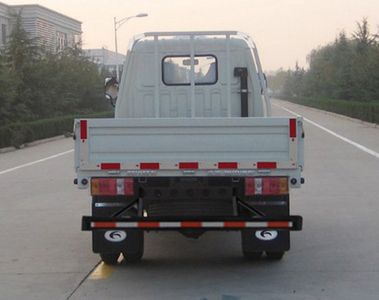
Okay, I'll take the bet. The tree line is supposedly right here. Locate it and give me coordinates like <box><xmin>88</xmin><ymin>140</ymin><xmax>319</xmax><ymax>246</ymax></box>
<box><xmin>0</xmin><ymin>13</ymin><xmax>109</xmax><ymax>127</ymax></box>
<box><xmin>268</xmin><ymin>19</ymin><xmax>379</xmax><ymax>103</ymax></box>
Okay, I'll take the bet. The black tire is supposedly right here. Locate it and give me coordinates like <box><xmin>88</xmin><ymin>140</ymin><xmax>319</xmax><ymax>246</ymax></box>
<box><xmin>121</xmin><ymin>207</ymin><xmax>144</xmax><ymax>263</ymax></box>
<box><xmin>122</xmin><ymin>249</ymin><xmax>143</xmax><ymax>263</ymax></box>
<box><xmin>122</xmin><ymin>229</ymin><xmax>144</xmax><ymax>263</ymax></box>
<box><xmin>266</xmin><ymin>251</ymin><xmax>285</xmax><ymax>260</ymax></box>
<box><xmin>243</xmin><ymin>251</ymin><xmax>263</xmax><ymax>260</ymax></box>
<box><xmin>100</xmin><ymin>252</ymin><xmax>120</xmax><ymax>265</ymax></box>
<box><xmin>241</xmin><ymin>229</ymin><xmax>263</xmax><ymax>260</ymax></box>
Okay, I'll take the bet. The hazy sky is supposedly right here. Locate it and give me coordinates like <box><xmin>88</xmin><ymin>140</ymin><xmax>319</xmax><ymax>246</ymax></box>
<box><xmin>6</xmin><ymin>0</ymin><xmax>379</xmax><ymax>70</ymax></box>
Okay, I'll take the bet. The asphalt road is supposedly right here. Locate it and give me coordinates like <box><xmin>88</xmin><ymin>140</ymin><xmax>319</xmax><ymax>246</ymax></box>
<box><xmin>0</xmin><ymin>99</ymin><xmax>378</xmax><ymax>300</ymax></box>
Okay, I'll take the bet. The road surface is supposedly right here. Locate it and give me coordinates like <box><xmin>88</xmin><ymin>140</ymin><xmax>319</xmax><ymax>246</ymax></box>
<box><xmin>0</xmin><ymin>99</ymin><xmax>378</xmax><ymax>300</ymax></box>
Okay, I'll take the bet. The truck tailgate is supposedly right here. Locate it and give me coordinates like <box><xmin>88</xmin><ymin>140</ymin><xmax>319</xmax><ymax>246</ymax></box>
<box><xmin>75</xmin><ymin>117</ymin><xmax>304</xmax><ymax>187</ymax></box>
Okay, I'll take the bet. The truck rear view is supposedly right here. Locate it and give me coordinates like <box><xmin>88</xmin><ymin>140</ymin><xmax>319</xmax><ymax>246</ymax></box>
<box><xmin>74</xmin><ymin>31</ymin><xmax>304</xmax><ymax>264</ymax></box>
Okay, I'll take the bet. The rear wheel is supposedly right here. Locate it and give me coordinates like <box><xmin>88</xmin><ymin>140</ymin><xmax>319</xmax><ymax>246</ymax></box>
<box><xmin>241</xmin><ymin>230</ymin><xmax>263</xmax><ymax>260</ymax></box>
<box><xmin>100</xmin><ymin>252</ymin><xmax>120</xmax><ymax>265</ymax></box>
<box><xmin>122</xmin><ymin>249</ymin><xmax>143</xmax><ymax>263</ymax></box>
<box><xmin>122</xmin><ymin>230</ymin><xmax>144</xmax><ymax>263</ymax></box>
<box><xmin>122</xmin><ymin>208</ymin><xmax>144</xmax><ymax>263</ymax></box>
<box><xmin>266</xmin><ymin>251</ymin><xmax>285</xmax><ymax>260</ymax></box>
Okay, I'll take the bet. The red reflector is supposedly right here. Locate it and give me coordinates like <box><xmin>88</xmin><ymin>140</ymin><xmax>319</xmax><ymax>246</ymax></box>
<box><xmin>140</xmin><ymin>163</ymin><xmax>160</xmax><ymax>170</ymax></box>
<box><xmin>138</xmin><ymin>221</ymin><xmax>160</xmax><ymax>228</ymax></box>
<box><xmin>181</xmin><ymin>221</ymin><xmax>202</xmax><ymax>228</ymax></box>
<box><xmin>218</xmin><ymin>162</ymin><xmax>238</xmax><ymax>169</ymax></box>
<box><xmin>101</xmin><ymin>163</ymin><xmax>121</xmax><ymax>170</ymax></box>
<box><xmin>289</xmin><ymin>118</ymin><xmax>297</xmax><ymax>138</ymax></box>
<box><xmin>224</xmin><ymin>221</ymin><xmax>246</xmax><ymax>228</ymax></box>
<box><xmin>93</xmin><ymin>222</ymin><xmax>116</xmax><ymax>228</ymax></box>
<box><xmin>257</xmin><ymin>162</ymin><xmax>277</xmax><ymax>169</ymax></box>
<box><xmin>245</xmin><ymin>177</ymin><xmax>255</xmax><ymax>196</ymax></box>
<box><xmin>179</xmin><ymin>162</ymin><xmax>199</xmax><ymax>169</ymax></box>
<box><xmin>80</xmin><ymin>120</ymin><xmax>87</xmax><ymax>140</ymax></box>
<box><xmin>268</xmin><ymin>221</ymin><xmax>290</xmax><ymax>228</ymax></box>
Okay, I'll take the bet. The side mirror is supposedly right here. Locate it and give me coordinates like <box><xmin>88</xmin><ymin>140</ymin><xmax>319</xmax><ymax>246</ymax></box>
<box><xmin>260</xmin><ymin>73</ymin><xmax>269</xmax><ymax>95</ymax></box>
<box><xmin>263</xmin><ymin>73</ymin><xmax>268</xmax><ymax>88</ymax></box>
<box><xmin>104</xmin><ymin>77</ymin><xmax>119</xmax><ymax>107</ymax></box>
<box><xmin>267</xmin><ymin>88</ymin><xmax>274</xmax><ymax>97</ymax></box>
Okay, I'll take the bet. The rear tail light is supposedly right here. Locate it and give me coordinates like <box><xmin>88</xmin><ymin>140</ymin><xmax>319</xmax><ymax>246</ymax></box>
<box><xmin>245</xmin><ymin>177</ymin><xmax>288</xmax><ymax>196</ymax></box>
<box><xmin>91</xmin><ymin>178</ymin><xmax>134</xmax><ymax>196</ymax></box>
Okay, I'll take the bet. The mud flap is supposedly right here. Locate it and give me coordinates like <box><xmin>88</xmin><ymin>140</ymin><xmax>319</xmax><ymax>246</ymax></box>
<box><xmin>93</xmin><ymin>229</ymin><xmax>143</xmax><ymax>254</ymax></box>
<box><xmin>241</xmin><ymin>229</ymin><xmax>290</xmax><ymax>252</ymax></box>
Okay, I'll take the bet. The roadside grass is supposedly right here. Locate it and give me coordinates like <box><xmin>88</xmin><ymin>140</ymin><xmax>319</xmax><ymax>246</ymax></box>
<box><xmin>0</xmin><ymin>111</ymin><xmax>113</xmax><ymax>149</ymax></box>
<box><xmin>283</xmin><ymin>97</ymin><xmax>379</xmax><ymax>124</ymax></box>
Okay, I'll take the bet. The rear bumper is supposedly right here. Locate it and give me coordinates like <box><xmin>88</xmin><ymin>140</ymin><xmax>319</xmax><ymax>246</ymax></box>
<box><xmin>82</xmin><ymin>215</ymin><xmax>302</xmax><ymax>231</ymax></box>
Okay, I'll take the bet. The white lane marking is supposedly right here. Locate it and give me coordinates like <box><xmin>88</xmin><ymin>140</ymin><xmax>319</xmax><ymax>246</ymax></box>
<box><xmin>274</xmin><ymin>103</ymin><xmax>379</xmax><ymax>159</ymax></box>
<box><xmin>0</xmin><ymin>149</ymin><xmax>74</xmax><ymax>175</ymax></box>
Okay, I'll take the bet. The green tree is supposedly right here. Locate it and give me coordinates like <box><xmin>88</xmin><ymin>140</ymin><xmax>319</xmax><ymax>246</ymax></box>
<box><xmin>353</xmin><ymin>18</ymin><xmax>377</xmax><ymax>51</ymax></box>
<box><xmin>3</xmin><ymin>12</ymin><xmax>42</xmax><ymax>121</ymax></box>
<box><xmin>0</xmin><ymin>54</ymin><xmax>18</xmax><ymax>125</ymax></box>
<box><xmin>272</xmin><ymin>18</ymin><xmax>379</xmax><ymax>103</ymax></box>
<box><xmin>267</xmin><ymin>68</ymin><xmax>288</xmax><ymax>95</ymax></box>
<box><xmin>2</xmin><ymin>14</ymin><xmax>108</xmax><ymax>123</ymax></box>
<box><xmin>5</xmin><ymin>12</ymin><xmax>41</xmax><ymax>73</ymax></box>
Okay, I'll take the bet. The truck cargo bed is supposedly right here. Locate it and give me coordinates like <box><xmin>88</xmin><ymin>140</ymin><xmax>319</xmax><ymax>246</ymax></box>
<box><xmin>75</xmin><ymin>117</ymin><xmax>304</xmax><ymax>188</ymax></box>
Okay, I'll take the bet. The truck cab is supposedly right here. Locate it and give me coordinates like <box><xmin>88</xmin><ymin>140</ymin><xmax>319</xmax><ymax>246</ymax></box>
<box><xmin>116</xmin><ymin>31</ymin><xmax>269</xmax><ymax>118</ymax></box>
<box><xmin>76</xmin><ymin>31</ymin><xmax>304</xmax><ymax>264</ymax></box>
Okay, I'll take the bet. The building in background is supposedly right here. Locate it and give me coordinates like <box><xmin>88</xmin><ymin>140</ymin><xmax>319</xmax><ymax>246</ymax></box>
<box><xmin>0</xmin><ymin>1</ymin><xmax>81</xmax><ymax>52</ymax></box>
<box><xmin>0</xmin><ymin>2</ymin><xmax>10</xmax><ymax>47</ymax></box>
<box><xmin>84</xmin><ymin>48</ymin><xmax>126</xmax><ymax>75</ymax></box>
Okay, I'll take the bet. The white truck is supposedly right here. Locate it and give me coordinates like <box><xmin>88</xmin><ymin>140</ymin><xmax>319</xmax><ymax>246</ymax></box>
<box><xmin>75</xmin><ymin>31</ymin><xmax>304</xmax><ymax>264</ymax></box>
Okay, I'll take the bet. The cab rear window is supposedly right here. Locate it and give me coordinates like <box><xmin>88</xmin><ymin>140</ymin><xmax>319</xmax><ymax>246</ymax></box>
<box><xmin>162</xmin><ymin>55</ymin><xmax>217</xmax><ymax>85</ymax></box>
